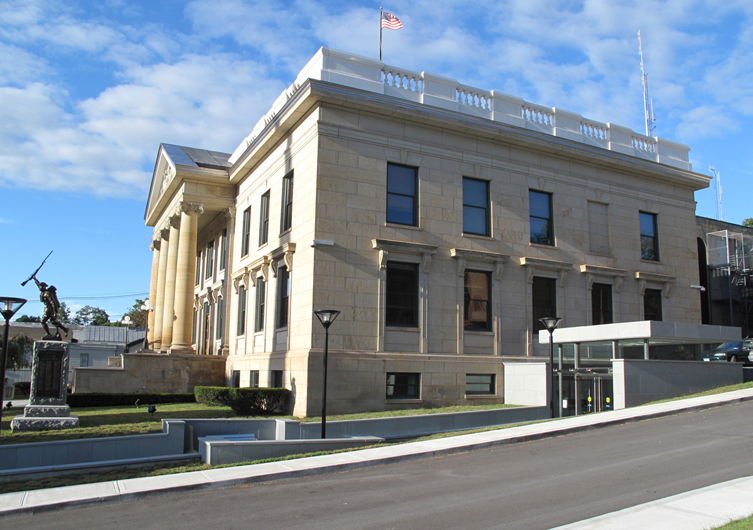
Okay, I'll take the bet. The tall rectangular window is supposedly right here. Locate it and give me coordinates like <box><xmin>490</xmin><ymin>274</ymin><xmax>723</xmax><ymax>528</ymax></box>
<box><xmin>530</xmin><ymin>190</ymin><xmax>554</xmax><ymax>245</ymax></box>
<box><xmin>231</xmin><ymin>371</ymin><xmax>240</xmax><ymax>388</ymax></box>
<box><xmin>276</xmin><ymin>266</ymin><xmax>290</xmax><ymax>328</ymax></box>
<box><xmin>80</xmin><ymin>353</ymin><xmax>89</xmax><ymax>367</ymax></box>
<box><xmin>387</xmin><ymin>163</ymin><xmax>418</xmax><ymax>226</ymax></box>
<box><xmin>241</xmin><ymin>207</ymin><xmax>251</xmax><ymax>257</ymax></box>
<box><xmin>195</xmin><ymin>253</ymin><xmax>201</xmax><ymax>285</ymax></box>
<box><xmin>592</xmin><ymin>283</ymin><xmax>613</xmax><ymax>325</ymax></box>
<box><xmin>259</xmin><ymin>191</ymin><xmax>270</xmax><ymax>246</ymax></box>
<box><xmin>464</xmin><ymin>270</ymin><xmax>491</xmax><ymax>330</ymax></box>
<box><xmin>219</xmin><ymin>229</ymin><xmax>227</xmax><ymax>271</ymax></box>
<box><xmin>640</xmin><ymin>212</ymin><xmax>659</xmax><ymax>261</ymax></box>
<box><xmin>463</xmin><ymin>178</ymin><xmax>490</xmax><ymax>236</ymax></box>
<box><xmin>205</xmin><ymin>240</ymin><xmax>214</xmax><ymax>280</ymax></box>
<box><xmin>386</xmin><ymin>262</ymin><xmax>418</xmax><ymax>326</ymax></box>
<box><xmin>250</xmin><ymin>370</ymin><xmax>259</xmax><ymax>388</ymax></box>
<box><xmin>644</xmin><ymin>289</ymin><xmax>663</xmax><ymax>321</ymax></box>
<box><xmin>386</xmin><ymin>373</ymin><xmax>420</xmax><ymax>399</ymax></box>
<box><xmin>588</xmin><ymin>201</ymin><xmax>610</xmax><ymax>255</ymax></box>
<box><xmin>216</xmin><ymin>298</ymin><xmax>224</xmax><ymax>340</ymax></box>
<box><xmin>237</xmin><ymin>285</ymin><xmax>246</xmax><ymax>336</ymax></box>
<box><xmin>532</xmin><ymin>277</ymin><xmax>557</xmax><ymax>331</ymax></box>
<box><xmin>255</xmin><ymin>277</ymin><xmax>265</xmax><ymax>332</ymax></box>
<box><xmin>281</xmin><ymin>173</ymin><xmax>293</xmax><ymax>233</ymax></box>
<box><xmin>271</xmin><ymin>370</ymin><xmax>283</xmax><ymax>388</ymax></box>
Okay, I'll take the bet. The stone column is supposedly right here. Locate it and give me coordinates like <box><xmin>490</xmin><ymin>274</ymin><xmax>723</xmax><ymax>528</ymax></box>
<box><xmin>146</xmin><ymin>240</ymin><xmax>160</xmax><ymax>347</ymax></box>
<box><xmin>171</xmin><ymin>202</ymin><xmax>203</xmax><ymax>352</ymax></box>
<box><xmin>152</xmin><ymin>227</ymin><xmax>170</xmax><ymax>350</ymax></box>
<box><xmin>160</xmin><ymin>213</ymin><xmax>181</xmax><ymax>351</ymax></box>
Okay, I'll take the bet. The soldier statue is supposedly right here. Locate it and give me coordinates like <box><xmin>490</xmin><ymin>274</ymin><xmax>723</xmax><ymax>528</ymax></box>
<box><xmin>34</xmin><ymin>276</ymin><xmax>69</xmax><ymax>340</ymax></box>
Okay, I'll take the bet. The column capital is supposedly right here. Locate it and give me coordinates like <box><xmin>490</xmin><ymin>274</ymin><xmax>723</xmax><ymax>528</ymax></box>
<box><xmin>181</xmin><ymin>202</ymin><xmax>204</xmax><ymax>215</ymax></box>
<box><xmin>150</xmin><ymin>240</ymin><xmax>160</xmax><ymax>252</ymax></box>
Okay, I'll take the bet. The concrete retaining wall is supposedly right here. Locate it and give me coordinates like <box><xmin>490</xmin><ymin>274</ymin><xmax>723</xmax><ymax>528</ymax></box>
<box><xmin>612</xmin><ymin>359</ymin><xmax>743</xmax><ymax>409</ymax></box>
<box><xmin>72</xmin><ymin>352</ymin><xmax>226</xmax><ymax>394</ymax></box>
<box><xmin>503</xmin><ymin>362</ymin><xmax>548</xmax><ymax>406</ymax></box>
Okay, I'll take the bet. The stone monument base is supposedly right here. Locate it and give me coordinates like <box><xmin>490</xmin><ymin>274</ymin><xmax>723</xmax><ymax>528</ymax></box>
<box><xmin>11</xmin><ymin>412</ymin><xmax>80</xmax><ymax>432</ymax></box>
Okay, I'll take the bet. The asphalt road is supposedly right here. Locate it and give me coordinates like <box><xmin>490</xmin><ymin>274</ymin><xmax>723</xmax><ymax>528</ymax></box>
<box><xmin>11</xmin><ymin>400</ymin><xmax>753</xmax><ymax>529</ymax></box>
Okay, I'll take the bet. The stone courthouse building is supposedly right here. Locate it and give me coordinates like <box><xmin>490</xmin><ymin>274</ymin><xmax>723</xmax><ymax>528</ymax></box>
<box><xmin>142</xmin><ymin>48</ymin><xmax>709</xmax><ymax>417</ymax></box>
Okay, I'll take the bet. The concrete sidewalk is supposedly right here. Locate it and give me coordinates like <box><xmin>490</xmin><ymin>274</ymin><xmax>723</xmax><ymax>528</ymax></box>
<box><xmin>2</xmin><ymin>389</ymin><xmax>753</xmax><ymax>526</ymax></box>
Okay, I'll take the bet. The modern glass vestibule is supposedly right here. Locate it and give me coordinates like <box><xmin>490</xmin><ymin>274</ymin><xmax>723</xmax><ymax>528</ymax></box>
<box><xmin>541</xmin><ymin>321</ymin><xmax>741</xmax><ymax>417</ymax></box>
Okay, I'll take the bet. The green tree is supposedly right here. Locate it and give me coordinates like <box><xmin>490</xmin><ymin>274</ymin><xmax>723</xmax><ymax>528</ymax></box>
<box><xmin>57</xmin><ymin>302</ymin><xmax>72</xmax><ymax>323</ymax></box>
<box><xmin>15</xmin><ymin>315</ymin><xmax>41</xmax><ymax>323</ymax></box>
<box><xmin>1</xmin><ymin>334</ymin><xmax>34</xmax><ymax>371</ymax></box>
<box><xmin>743</xmin><ymin>218</ymin><xmax>753</xmax><ymax>228</ymax></box>
<box><xmin>122</xmin><ymin>299</ymin><xmax>148</xmax><ymax>329</ymax></box>
<box><xmin>73</xmin><ymin>305</ymin><xmax>110</xmax><ymax>326</ymax></box>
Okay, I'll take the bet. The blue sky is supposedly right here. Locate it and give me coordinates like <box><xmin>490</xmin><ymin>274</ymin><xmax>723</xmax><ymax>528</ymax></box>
<box><xmin>1</xmin><ymin>0</ymin><xmax>752</xmax><ymax>320</ymax></box>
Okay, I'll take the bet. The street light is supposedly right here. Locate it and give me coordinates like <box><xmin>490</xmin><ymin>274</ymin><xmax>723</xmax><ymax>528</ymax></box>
<box><xmin>121</xmin><ymin>315</ymin><xmax>132</xmax><ymax>353</ymax></box>
<box><xmin>539</xmin><ymin>316</ymin><xmax>562</xmax><ymax>419</ymax></box>
<box><xmin>314</xmin><ymin>309</ymin><xmax>340</xmax><ymax>439</ymax></box>
<box><xmin>1</xmin><ymin>297</ymin><xmax>27</xmax><ymax>439</ymax></box>
<box><xmin>140</xmin><ymin>299</ymin><xmax>153</xmax><ymax>350</ymax></box>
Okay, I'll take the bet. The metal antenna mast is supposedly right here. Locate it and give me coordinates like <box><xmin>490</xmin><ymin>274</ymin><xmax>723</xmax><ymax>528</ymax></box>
<box><xmin>638</xmin><ymin>30</ymin><xmax>656</xmax><ymax>137</ymax></box>
<box><xmin>709</xmin><ymin>166</ymin><xmax>723</xmax><ymax>221</ymax></box>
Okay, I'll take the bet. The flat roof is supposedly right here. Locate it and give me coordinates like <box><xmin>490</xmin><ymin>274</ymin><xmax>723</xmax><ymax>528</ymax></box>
<box><xmin>538</xmin><ymin>321</ymin><xmax>741</xmax><ymax>345</ymax></box>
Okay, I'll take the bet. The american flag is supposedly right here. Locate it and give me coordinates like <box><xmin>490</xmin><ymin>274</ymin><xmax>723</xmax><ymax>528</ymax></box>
<box><xmin>381</xmin><ymin>12</ymin><xmax>402</xmax><ymax>30</ymax></box>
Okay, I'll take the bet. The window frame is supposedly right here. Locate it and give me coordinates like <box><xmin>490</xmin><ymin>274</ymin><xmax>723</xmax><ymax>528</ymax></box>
<box><xmin>195</xmin><ymin>252</ymin><xmax>201</xmax><ymax>286</ymax></box>
<box><xmin>80</xmin><ymin>353</ymin><xmax>89</xmax><ymax>367</ymax></box>
<box><xmin>205</xmin><ymin>240</ymin><xmax>214</xmax><ymax>280</ymax></box>
<box><xmin>386</xmin><ymin>163</ymin><xmax>418</xmax><ymax>226</ymax></box>
<box><xmin>280</xmin><ymin>172</ymin><xmax>293</xmax><ymax>234</ymax></box>
<box><xmin>241</xmin><ymin>206</ymin><xmax>251</xmax><ymax>257</ymax></box>
<box><xmin>386</xmin><ymin>372</ymin><xmax>420</xmax><ymax>399</ymax></box>
<box><xmin>465</xmin><ymin>374</ymin><xmax>495</xmax><ymax>395</ymax></box>
<box><xmin>591</xmin><ymin>283</ymin><xmax>613</xmax><ymax>325</ymax></box>
<box><xmin>255</xmin><ymin>276</ymin><xmax>266</xmax><ymax>332</ymax></box>
<box><xmin>529</xmin><ymin>190</ymin><xmax>554</xmax><ymax>246</ymax></box>
<box><xmin>640</xmin><ymin>211</ymin><xmax>659</xmax><ymax>261</ymax></box>
<box><xmin>216</xmin><ymin>297</ymin><xmax>224</xmax><ymax>340</ymax></box>
<box><xmin>271</xmin><ymin>370</ymin><xmax>283</xmax><ymax>388</ymax></box>
<box><xmin>644</xmin><ymin>288</ymin><xmax>663</xmax><ymax>321</ymax></box>
<box><xmin>385</xmin><ymin>261</ymin><xmax>419</xmax><ymax>327</ymax></box>
<box><xmin>250</xmin><ymin>370</ymin><xmax>259</xmax><ymax>388</ymax></box>
<box><xmin>532</xmin><ymin>276</ymin><xmax>557</xmax><ymax>331</ymax></box>
<box><xmin>237</xmin><ymin>285</ymin><xmax>246</xmax><ymax>336</ymax></box>
<box><xmin>462</xmin><ymin>177</ymin><xmax>490</xmax><ymax>236</ymax></box>
<box><xmin>219</xmin><ymin>229</ymin><xmax>227</xmax><ymax>271</ymax></box>
<box><xmin>259</xmin><ymin>190</ymin><xmax>270</xmax><ymax>246</ymax></box>
<box><xmin>464</xmin><ymin>269</ymin><xmax>492</xmax><ymax>331</ymax></box>
<box><xmin>276</xmin><ymin>265</ymin><xmax>290</xmax><ymax>329</ymax></box>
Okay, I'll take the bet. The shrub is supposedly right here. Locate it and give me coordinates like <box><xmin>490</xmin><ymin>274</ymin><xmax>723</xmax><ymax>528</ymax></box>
<box><xmin>66</xmin><ymin>392</ymin><xmax>196</xmax><ymax>408</ymax></box>
<box><xmin>194</xmin><ymin>386</ymin><xmax>232</xmax><ymax>406</ymax></box>
<box><xmin>226</xmin><ymin>388</ymin><xmax>290</xmax><ymax>416</ymax></box>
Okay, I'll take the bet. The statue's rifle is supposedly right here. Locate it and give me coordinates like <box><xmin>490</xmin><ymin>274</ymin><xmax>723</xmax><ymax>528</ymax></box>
<box><xmin>21</xmin><ymin>251</ymin><xmax>53</xmax><ymax>286</ymax></box>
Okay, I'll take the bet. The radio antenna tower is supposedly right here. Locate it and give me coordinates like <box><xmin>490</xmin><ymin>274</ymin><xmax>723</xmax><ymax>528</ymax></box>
<box><xmin>638</xmin><ymin>30</ymin><xmax>657</xmax><ymax>137</ymax></box>
<box><xmin>709</xmin><ymin>166</ymin><xmax>723</xmax><ymax>221</ymax></box>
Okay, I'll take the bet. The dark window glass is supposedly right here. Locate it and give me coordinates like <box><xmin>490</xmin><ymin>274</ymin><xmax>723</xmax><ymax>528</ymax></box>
<box><xmin>276</xmin><ymin>266</ymin><xmax>290</xmax><ymax>328</ymax></box>
<box><xmin>386</xmin><ymin>262</ymin><xmax>418</xmax><ymax>326</ymax></box>
<box><xmin>80</xmin><ymin>354</ymin><xmax>89</xmax><ymax>367</ymax></box>
<box><xmin>466</xmin><ymin>374</ymin><xmax>495</xmax><ymax>395</ymax></box>
<box><xmin>255</xmin><ymin>277</ymin><xmax>265</xmax><ymax>332</ymax></box>
<box><xmin>463</xmin><ymin>178</ymin><xmax>490</xmax><ymax>235</ymax></box>
<box><xmin>202</xmin><ymin>302</ymin><xmax>211</xmax><ymax>355</ymax></box>
<box><xmin>592</xmin><ymin>283</ymin><xmax>613</xmax><ymax>325</ymax></box>
<box><xmin>644</xmin><ymin>288</ymin><xmax>663</xmax><ymax>321</ymax></box>
<box><xmin>464</xmin><ymin>270</ymin><xmax>491</xmax><ymax>330</ymax></box>
<box><xmin>205</xmin><ymin>240</ymin><xmax>214</xmax><ymax>280</ymax></box>
<box><xmin>387</xmin><ymin>163</ymin><xmax>418</xmax><ymax>225</ymax></box>
<box><xmin>216</xmin><ymin>298</ymin><xmax>224</xmax><ymax>340</ymax></box>
<box><xmin>271</xmin><ymin>370</ymin><xmax>283</xmax><ymax>388</ymax></box>
<box><xmin>259</xmin><ymin>191</ymin><xmax>270</xmax><ymax>246</ymax></box>
<box><xmin>231</xmin><ymin>370</ymin><xmax>240</xmax><ymax>388</ymax></box>
<box><xmin>281</xmin><ymin>173</ymin><xmax>293</xmax><ymax>233</ymax></box>
<box><xmin>237</xmin><ymin>285</ymin><xmax>246</xmax><ymax>336</ymax></box>
<box><xmin>640</xmin><ymin>212</ymin><xmax>659</xmax><ymax>261</ymax></box>
<box><xmin>386</xmin><ymin>372</ymin><xmax>420</xmax><ymax>399</ymax></box>
<box><xmin>532</xmin><ymin>277</ymin><xmax>557</xmax><ymax>331</ymax></box>
<box><xmin>191</xmin><ymin>308</ymin><xmax>197</xmax><ymax>343</ymax></box>
<box><xmin>530</xmin><ymin>190</ymin><xmax>554</xmax><ymax>245</ymax></box>
<box><xmin>195</xmin><ymin>253</ymin><xmax>201</xmax><ymax>285</ymax></box>
<box><xmin>241</xmin><ymin>207</ymin><xmax>251</xmax><ymax>257</ymax></box>
<box><xmin>250</xmin><ymin>370</ymin><xmax>259</xmax><ymax>388</ymax></box>
<box><xmin>220</xmin><ymin>229</ymin><xmax>227</xmax><ymax>271</ymax></box>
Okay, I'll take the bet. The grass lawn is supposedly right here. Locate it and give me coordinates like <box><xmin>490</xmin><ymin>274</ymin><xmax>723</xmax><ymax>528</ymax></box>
<box><xmin>713</xmin><ymin>515</ymin><xmax>753</xmax><ymax>529</ymax></box>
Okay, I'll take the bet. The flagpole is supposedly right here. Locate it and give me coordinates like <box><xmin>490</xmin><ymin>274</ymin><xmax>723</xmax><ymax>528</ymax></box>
<box><xmin>379</xmin><ymin>7</ymin><xmax>383</xmax><ymax>61</ymax></box>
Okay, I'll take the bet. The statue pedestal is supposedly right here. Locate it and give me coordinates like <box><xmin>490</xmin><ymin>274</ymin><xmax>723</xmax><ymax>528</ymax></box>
<box><xmin>11</xmin><ymin>341</ymin><xmax>79</xmax><ymax>432</ymax></box>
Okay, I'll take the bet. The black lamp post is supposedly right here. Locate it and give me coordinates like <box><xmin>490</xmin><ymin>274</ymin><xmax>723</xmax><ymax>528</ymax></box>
<box><xmin>1</xmin><ymin>297</ymin><xmax>27</xmax><ymax>438</ymax></box>
<box><xmin>314</xmin><ymin>309</ymin><xmax>340</xmax><ymax>439</ymax></box>
<box><xmin>539</xmin><ymin>316</ymin><xmax>562</xmax><ymax>419</ymax></box>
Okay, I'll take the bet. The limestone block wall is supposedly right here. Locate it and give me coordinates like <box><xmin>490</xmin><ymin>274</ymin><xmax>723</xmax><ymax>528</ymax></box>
<box><xmin>72</xmin><ymin>353</ymin><xmax>226</xmax><ymax>394</ymax></box>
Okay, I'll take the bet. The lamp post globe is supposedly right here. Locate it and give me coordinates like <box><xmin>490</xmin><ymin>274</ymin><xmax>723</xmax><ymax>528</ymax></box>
<box><xmin>0</xmin><ymin>297</ymin><xmax>27</xmax><ymax>440</ymax></box>
<box><xmin>314</xmin><ymin>309</ymin><xmax>340</xmax><ymax>439</ymax></box>
<box><xmin>539</xmin><ymin>316</ymin><xmax>562</xmax><ymax>419</ymax></box>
